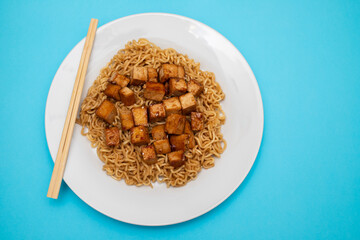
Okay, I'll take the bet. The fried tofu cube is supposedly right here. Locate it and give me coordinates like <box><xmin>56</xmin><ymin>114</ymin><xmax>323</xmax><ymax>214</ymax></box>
<box><xmin>170</xmin><ymin>134</ymin><xmax>188</xmax><ymax>151</ymax></box>
<box><xmin>165</xmin><ymin>114</ymin><xmax>186</xmax><ymax>134</ymax></box>
<box><xmin>96</xmin><ymin>100</ymin><xmax>117</xmax><ymax>124</ymax></box>
<box><xmin>151</xmin><ymin>124</ymin><xmax>167</xmax><ymax>140</ymax></box>
<box><xmin>184</xmin><ymin>120</ymin><xmax>195</xmax><ymax>149</ymax></box>
<box><xmin>149</xmin><ymin>103</ymin><xmax>166</xmax><ymax>123</ymax></box>
<box><xmin>110</xmin><ymin>73</ymin><xmax>130</xmax><ymax>88</ymax></box>
<box><xmin>132</xmin><ymin>107</ymin><xmax>148</xmax><ymax>126</ymax></box>
<box><xmin>141</xmin><ymin>145</ymin><xmax>157</xmax><ymax>164</ymax></box>
<box><xmin>119</xmin><ymin>87</ymin><xmax>136</xmax><ymax>106</ymax></box>
<box><xmin>159</xmin><ymin>64</ymin><xmax>178</xmax><ymax>82</ymax></box>
<box><xmin>143</xmin><ymin>82</ymin><xmax>166</xmax><ymax>101</ymax></box>
<box><xmin>153</xmin><ymin>139</ymin><xmax>171</xmax><ymax>154</ymax></box>
<box><xmin>159</xmin><ymin>64</ymin><xmax>186</xmax><ymax>82</ymax></box>
<box><xmin>104</xmin><ymin>84</ymin><xmax>121</xmax><ymax>101</ymax></box>
<box><xmin>131</xmin><ymin>66</ymin><xmax>148</xmax><ymax>85</ymax></box>
<box><xmin>178</xmin><ymin>66</ymin><xmax>185</xmax><ymax>79</ymax></box>
<box><xmin>148</xmin><ymin>67</ymin><xmax>158</xmax><ymax>82</ymax></box>
<box><xmin>191</xmin><ymin>112</ymin><xmax>204</xmax><ymax>131</ymax></box>
<box><xmin>130</xmin><ymin>126</ymin><xmax>150</xmax><ymax>146</ymax></box>
<box><xmin>105</xmin><ymin>127</ymin><xmax>120</xmax><ymax>146</ymax></box>
<box><xmin>179</xmin><ymin>93</ymin><xmax>197</xmax><ymax>114</ymax></box>
<box><xmin>169</xmin><ymin>78</ymin><xmax>187</xmax><ymax>96</ymax></box>
<box><xmin>163</xmin><ymin>97</ymin><xmax>182</xmax><ymax>115</ymax></box>
<box><xmin>119</xmin><ymin>109</ymin><xmax>134</xmax><ymax>131</ymax></box>
<box><xmin>168</xmin><ymin>150</ymin><xmax>186</xmax><ymax>168</ymax></box>
<box><xmin>187</xmin><ymin>79</ymin><xmax>203</xmax><ymax>97</ymax></box>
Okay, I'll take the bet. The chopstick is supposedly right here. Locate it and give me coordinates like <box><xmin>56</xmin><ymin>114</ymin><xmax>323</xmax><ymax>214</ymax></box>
<box><xmin>47</xmin><ymin>18</ymin><xmax>98</xmax><ymax>199</ymax></box>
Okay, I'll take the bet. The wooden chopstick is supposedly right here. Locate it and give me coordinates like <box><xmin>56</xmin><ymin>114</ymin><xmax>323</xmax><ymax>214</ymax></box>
<box><xmin>47</xmin><ymin>21</ymin><xmax>95</xmax><ymax>197</ymax></box>
<box><xmin>47</xmin><ymin>18</ymin><xmax>98</xmax><ymax>199</ymax></box>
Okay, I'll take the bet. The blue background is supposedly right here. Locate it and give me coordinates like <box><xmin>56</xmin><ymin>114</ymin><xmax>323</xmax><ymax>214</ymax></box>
<box><xmin>1</xmin><ymin>0</ymin><xmax>359</xmax><ymax>239</ymax></box>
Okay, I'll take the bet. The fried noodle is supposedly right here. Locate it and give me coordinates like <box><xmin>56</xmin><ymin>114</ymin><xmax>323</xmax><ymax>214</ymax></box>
<box><xmin>77</xmin><ymin>39</ymin><xmax>226</xmax><ymax>187</ymax></box>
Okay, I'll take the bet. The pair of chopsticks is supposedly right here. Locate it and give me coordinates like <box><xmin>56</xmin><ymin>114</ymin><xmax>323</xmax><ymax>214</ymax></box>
<box><xmin>47</xmin><ymin>19</ymin><xmax>98</xmax><ymax>199</ymax></box>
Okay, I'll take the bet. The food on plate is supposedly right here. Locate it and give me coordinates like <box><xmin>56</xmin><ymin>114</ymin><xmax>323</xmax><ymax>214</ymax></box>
<box><xmin>151</xmin><ymin>124</ymin><xmax>167</xmax><ymax>140</ymax></box>
<box><xmin>78</xmin><ymin>39</ymin><xmax>226</xmax><ymax>187</ymax></box>
<box><xmin>190</xmin><ymin>112</ymin><xmax>204</xmax><ymax>131</ymax></box>
<box><xmin>168</xmin><ymin>150</ymin><xmax>186</xmax><ymax>168</ymax></box>
<box><xmin>170</xmin><ymin>134</ymin><xmax>188</xmax><ymax>151</ymax></box>
<box><xmin>148</xmin><ymin>103</ymin><xmax>166</xmax><ymax>123</ymax></box>
<box><xmin>143</xmin><ymin>82</ymin><xmax>166</xmax><ymax>101</ymax></box>
<box><xmin>165</xmin><ymin>113</ymin><xmax>186</xmax><ymax>135</ymax></box>
<box><xmin>131</xmin><ymin>66</ymin><xmax>148</xmax><ymax>85</ymax></box>
<box><xmin>163</xmin><ymin>97</ymin><xmax>182</xmax><ymax>115</ymax></box>
<box><xmin>104</xmin><ymin>84</ymin><xmax>121</xmax><ymax>101</ymax></box>
<box><xmin>169</xmin><ymin>78</ymin><xmax>187</xmax><ymax>96</ymax></box>
<box><xmin>119</xmin><ymin>87</ymin><xmax>135</xmax><ymax>106</ymax></box>
<box><xmin>105</xmin><ymin>127</ymin><xmax>120</xmax><ymax>146</ymax></box>
<box><xmin>141</xmin><ymin>145</ymin><xmax>157</xmax><ymax>164</ymax></box>
<box><xmin>95</xmin><ymin>100</ymin><xmax>117</xmax><ymax>124</ymax></box>
<box><xmin>187</xmin><ymin>79</ymin><xmax>203</xmax><ymax>97</ymax></box>
<box><xmin>131</xmin><ymin>107</ymin><xmax>148</xmax><ymax>126</ymax></box>
<box><xmin>179</xmin><ymin>93</ymin><xmax>196</xmax><ymax>114</ymax></box>
<box><xmin>119</xmin><ymin>109</ymin><xmax>134</xmax><ymax>131</ymax></box>
<box><xmin>110</xmin><ymin>73</ymin><xmax>130</xmax><ymax>88</ymax></box>
<box><xmin>153</xmin><ymin>139</ymin><xmax>171</xmax><ymax>154</ymax></box>
<box><xmin>130</xmin><ymin>126</ymin><xmax>150</xmax><ymax>146</ymax></box>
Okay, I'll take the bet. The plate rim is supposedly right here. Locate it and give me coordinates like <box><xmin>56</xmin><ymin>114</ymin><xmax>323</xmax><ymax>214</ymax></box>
<box><xmin>45</xmin><ymin>12</ymin><xmax>264</xmax><ymax>226</ymax></box>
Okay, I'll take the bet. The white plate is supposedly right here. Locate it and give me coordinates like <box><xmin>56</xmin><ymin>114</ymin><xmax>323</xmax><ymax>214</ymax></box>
<box><xmin>45</xmin><ymin>13</ymin><xmax>264</xmax><ymax>226</ymax></box>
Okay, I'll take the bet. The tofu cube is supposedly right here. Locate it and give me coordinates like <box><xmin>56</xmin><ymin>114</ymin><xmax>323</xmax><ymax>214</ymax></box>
<box><xmin>169</xmin><ymin>78</ymin><xmax>187</xmax><ymax>96</ymax></box>
<box><xmin>132</xmin><ymin>107</ymin><xmax>148</xmax><ymax>126</ymax></box>
<box><xmin>141</xmin><ymin>145</ymin><xmax>157</xmax><ymax>164</ymax></box>
<box><xmin>151</xmin><ymin>124</ymin><xmax>167</xmax><ymax>140</ymax></box>
<box><xmin>104</xmin><ymin>84</ymin><xmax>121</xmax><ymax>101</ymax></box>
<box><xmin>168</xmin><ymin>150</ymin><xmax>186</xmax><ymax>168</ymax></box>
<box><xmin>165</xmin><ymin>114</ymin><xmax>186</xmax><ymax>134</ymax></box>
<box><xmin>119</xmin><ymin>87</ymin><xmax>136</xmax><ymax>106</ymax></box>
<box><xmin>110</xmin><ymin>73</ymin><xmax>130</xmax><ymax>88</ymax></box>
<box><xmin>179</xmin><ymin>93</ymin><xmax>197</xmax><ymax>114</ymax></box>
<box><xmin>105</xmin><ymin>127</ymin><xmax>120</xmax><ymax>146</ymax></box>
<box><xmin>177</xmin><ymin>66</ymin><xmax>185</xmax><ymax>79</ymax></box>
<box><xmin>184</xmin><ymin>120</ymin><xmax>195</xmax><ymax>149</ymax></box>
<box><xmin>170</xmin><ymin>134</ymin><xmax>188</xmax><ymax>151</ymax></box>
<box><xmin>131</xmin><ymin>66</ymin><xmax>148</xmax><ymax>85</ymax></box>
<box><xmin>96</xmin><ymin>100</ymin><xmax>117</xmax><ymax>124</ymax></box>
<box><xmin>130</xmin><ymin>126</ymin><xmax>150</xmax><ymax>146</ymax></box>
<box><xmin>187</xmin><ymin>79</ymin><xmax>203</xmax><ymax>96</ymax></box>
<box><xmin>191</xmin><ymin>112</ymin><xmax>204</xmax><ymax>131</ymax></box>
<box><xmin>163</xmin><ymin>97</ymin><xmax>182</xmax><ymax>115</ymax></box>
<box><xmin>119</xmin><ymin>109</ymin><xmax>134</xmax><ymax>131</ymax></box>
<box><xmin>153</xmin><ymin>139</ymin><xmax>171</xmax><ymax>154</ymax></box>
<box><xmin>143</xmin><ymin>82</ymin><xmax>166</xmax><ymax>101</ymax></box>
<box><xmin>149</xmin><ymin>103</ymin><xmax>166</xmax><ymax>123</ymax></box>
<box><xmin>159</xmin><ymin>64</ymin><xmax>178</xmax><ymax>82</ymax></box>
<box><xmin>147</xmin><ymin>67</ymin><xmax>158</xmax><ymax>82</ymax></box>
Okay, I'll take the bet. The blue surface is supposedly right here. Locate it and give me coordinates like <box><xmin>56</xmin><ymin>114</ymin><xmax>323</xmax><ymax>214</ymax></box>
<box><xmin>1</xmin><ymin>0</ymin><xmax>359</xmax><ymax>239</ymax></box>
